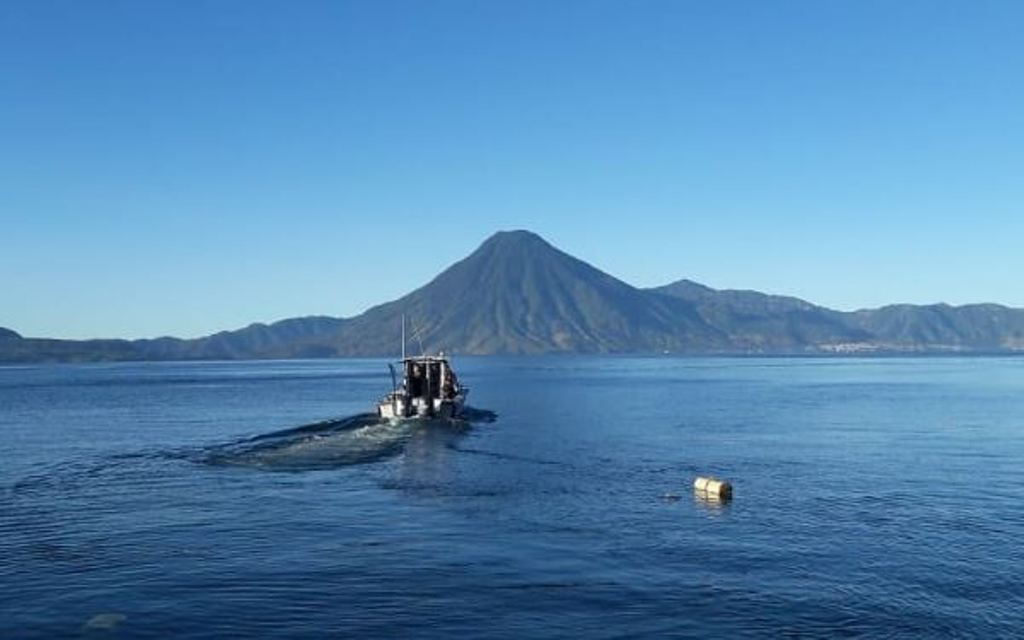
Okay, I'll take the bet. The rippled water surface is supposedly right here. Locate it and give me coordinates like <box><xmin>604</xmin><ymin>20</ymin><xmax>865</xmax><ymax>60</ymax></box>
<box><xmin>2</xmin><ymin>357</ymin><xmax>1023</xmax><ymax>638</ymax></box>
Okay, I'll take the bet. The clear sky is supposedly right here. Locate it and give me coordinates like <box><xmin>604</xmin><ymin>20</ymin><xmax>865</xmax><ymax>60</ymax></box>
<box><xmin>2</xmin><ymin>1</ymin><xmax>1022</xmax><ymax>339</ymax></box>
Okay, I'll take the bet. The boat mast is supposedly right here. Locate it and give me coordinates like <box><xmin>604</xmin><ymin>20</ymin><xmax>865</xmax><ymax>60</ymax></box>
<box><xmin>401</xmin><ymin>314</ymin><xmax>406</xmax><ymax>361</ymax></box>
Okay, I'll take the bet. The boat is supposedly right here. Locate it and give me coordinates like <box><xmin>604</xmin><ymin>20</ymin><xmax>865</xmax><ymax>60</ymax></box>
<box><xmin>376</xmin><ymin>318</ymin><xmax>468</xmax><ymax>420</ymax></box>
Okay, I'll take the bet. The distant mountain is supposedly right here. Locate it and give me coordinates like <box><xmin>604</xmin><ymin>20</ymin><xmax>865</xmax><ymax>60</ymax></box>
<box><xmin>652</xmin><ymin>279</ymin><xmax>817</xmax><ymax>313</ymax></box>
<box><xmin>849</xmin><ymin>303</ymin><xmax>1024</xmax><ymax>352</ymax></box>
<box><xmin>0</xmin><ymin>335</ymin><xmax>140</xmax><ymax>363</ymax></box>
<box><xmin>649</xmin><ymin>279</ymin><xmax>868</xmax><ymax>349</ymax></box>
<box><xmin>320</xmin><ymin>230</ymin><xmax>726</xmax><ymax>355</ymax></box>
<box><xmin>649</xmin><ymin>280</ymin><xmax>1024</xmax><ymax>353</ymax></box>
<box><xmin>135</xmin><ymin>316</ymin><xmax>347</xmax><ymax>360</ymax></box>
<box><xmin>0</xmin><ymin>317</ymin><xmax>346</xmax><ymax>363</ymax></box>
<box><xmin>2</xmin><ymin>230</ymin><xmax>1023</xmax><ymax>362</ymax></box>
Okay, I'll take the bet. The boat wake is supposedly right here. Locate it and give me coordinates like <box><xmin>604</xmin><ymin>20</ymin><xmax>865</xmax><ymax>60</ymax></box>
<box><xmin>201</xmin><ymin>408</ymin><xmax>497</xmax><ymax>472</ymax></box>
<box><xmin>3</xmin><ymin>410</ymin><xmax>500</xmax><ymax>497</ymax></box>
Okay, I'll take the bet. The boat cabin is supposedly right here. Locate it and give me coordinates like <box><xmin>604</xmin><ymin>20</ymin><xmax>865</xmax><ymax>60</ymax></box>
<box><xmin>402</xmin><ymin>356</ymin><xmax>460</xmax><ymax>401</ymax></box>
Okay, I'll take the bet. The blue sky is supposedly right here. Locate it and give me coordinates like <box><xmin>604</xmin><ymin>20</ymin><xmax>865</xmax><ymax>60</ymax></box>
<box><xmin>2</xmin><ymin>1</ymin><xmax>1022</xmax><ymax>339</ymax></box>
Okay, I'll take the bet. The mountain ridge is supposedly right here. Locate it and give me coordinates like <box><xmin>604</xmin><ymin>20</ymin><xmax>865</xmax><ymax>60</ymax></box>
<box><xmin>3</xmin><ymin>230</ymin><xmax>1023</xmax><ymax>362</ymax></box>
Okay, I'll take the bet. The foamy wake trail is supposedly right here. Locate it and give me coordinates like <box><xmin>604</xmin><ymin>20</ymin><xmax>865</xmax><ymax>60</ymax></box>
<box><xmin>202</xmin><ymin>409</ymin><xmax>495</xmax><ymax>471</ymax></box>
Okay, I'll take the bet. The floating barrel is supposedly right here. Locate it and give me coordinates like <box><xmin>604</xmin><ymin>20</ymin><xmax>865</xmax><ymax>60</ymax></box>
<box><xmin>694</xmin><ymin>476</ymin><xmax>733</xmax><ymax>499</ymax></box>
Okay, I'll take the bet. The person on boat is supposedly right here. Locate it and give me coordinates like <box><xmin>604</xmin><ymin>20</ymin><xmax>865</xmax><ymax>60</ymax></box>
<box><xmin>409</xmin><ymin>363</ymin><xmax>424</xmax><ymax>398</ymax></box>
<box><xmin>446</xmin><ymin>369</ymin><xmax>461</xmax><ymax>399</ymax></box>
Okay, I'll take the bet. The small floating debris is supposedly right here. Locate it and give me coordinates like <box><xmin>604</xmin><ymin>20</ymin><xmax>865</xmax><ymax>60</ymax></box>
<box><xmin>694</xmin><ymin>476</ymin><xmax>733</xmax><ymax>500</ymax></box>
<box><xmin>661</xmin><ymin>492</ymin><xmax>682</xmax><ymax>501</ymax></box>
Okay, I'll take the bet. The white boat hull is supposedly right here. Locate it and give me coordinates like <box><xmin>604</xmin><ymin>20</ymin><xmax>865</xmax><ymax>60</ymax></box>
<box><xmin>378</xmin><ymin>391</ymin><xmax>467</xmax><ymax>421</ymax></box>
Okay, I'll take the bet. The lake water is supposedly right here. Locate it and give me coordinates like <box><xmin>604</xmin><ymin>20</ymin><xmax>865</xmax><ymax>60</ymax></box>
<box><xmin>2</xmin><ymin>357</ymin><xmax>1022</xmax><ymax>638</ymax></box>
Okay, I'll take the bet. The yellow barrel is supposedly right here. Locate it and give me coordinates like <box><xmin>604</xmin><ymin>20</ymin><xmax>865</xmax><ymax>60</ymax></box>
<box><xmin>693</xmin><ymin>476</ymin><xmax>733</xmax><ymax>499</ymax></box>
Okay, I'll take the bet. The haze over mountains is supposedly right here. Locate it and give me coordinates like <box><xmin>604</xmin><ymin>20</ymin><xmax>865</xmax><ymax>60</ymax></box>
<box><xmin>3</xmin><ymin>230</ymin><xmax>1023</xmax><ymax>362</ymax></box>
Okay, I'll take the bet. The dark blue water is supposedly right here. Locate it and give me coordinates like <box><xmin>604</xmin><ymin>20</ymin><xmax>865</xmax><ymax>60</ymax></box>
<box><xmin>2</xmin><ymin>357</ymin><xmax>1022</xmax><ymax>638</ymax></box>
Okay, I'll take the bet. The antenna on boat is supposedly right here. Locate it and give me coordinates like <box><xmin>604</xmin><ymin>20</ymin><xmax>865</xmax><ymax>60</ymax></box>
<box><xmin>408</xmin><ymin>316</ymin><xmax>426</xmax><ymax>356</ymax></box>
<box><xmin>401</xmin><ymin>314</ymin><xmax>406</xmax><ymax>361</ymax></box>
